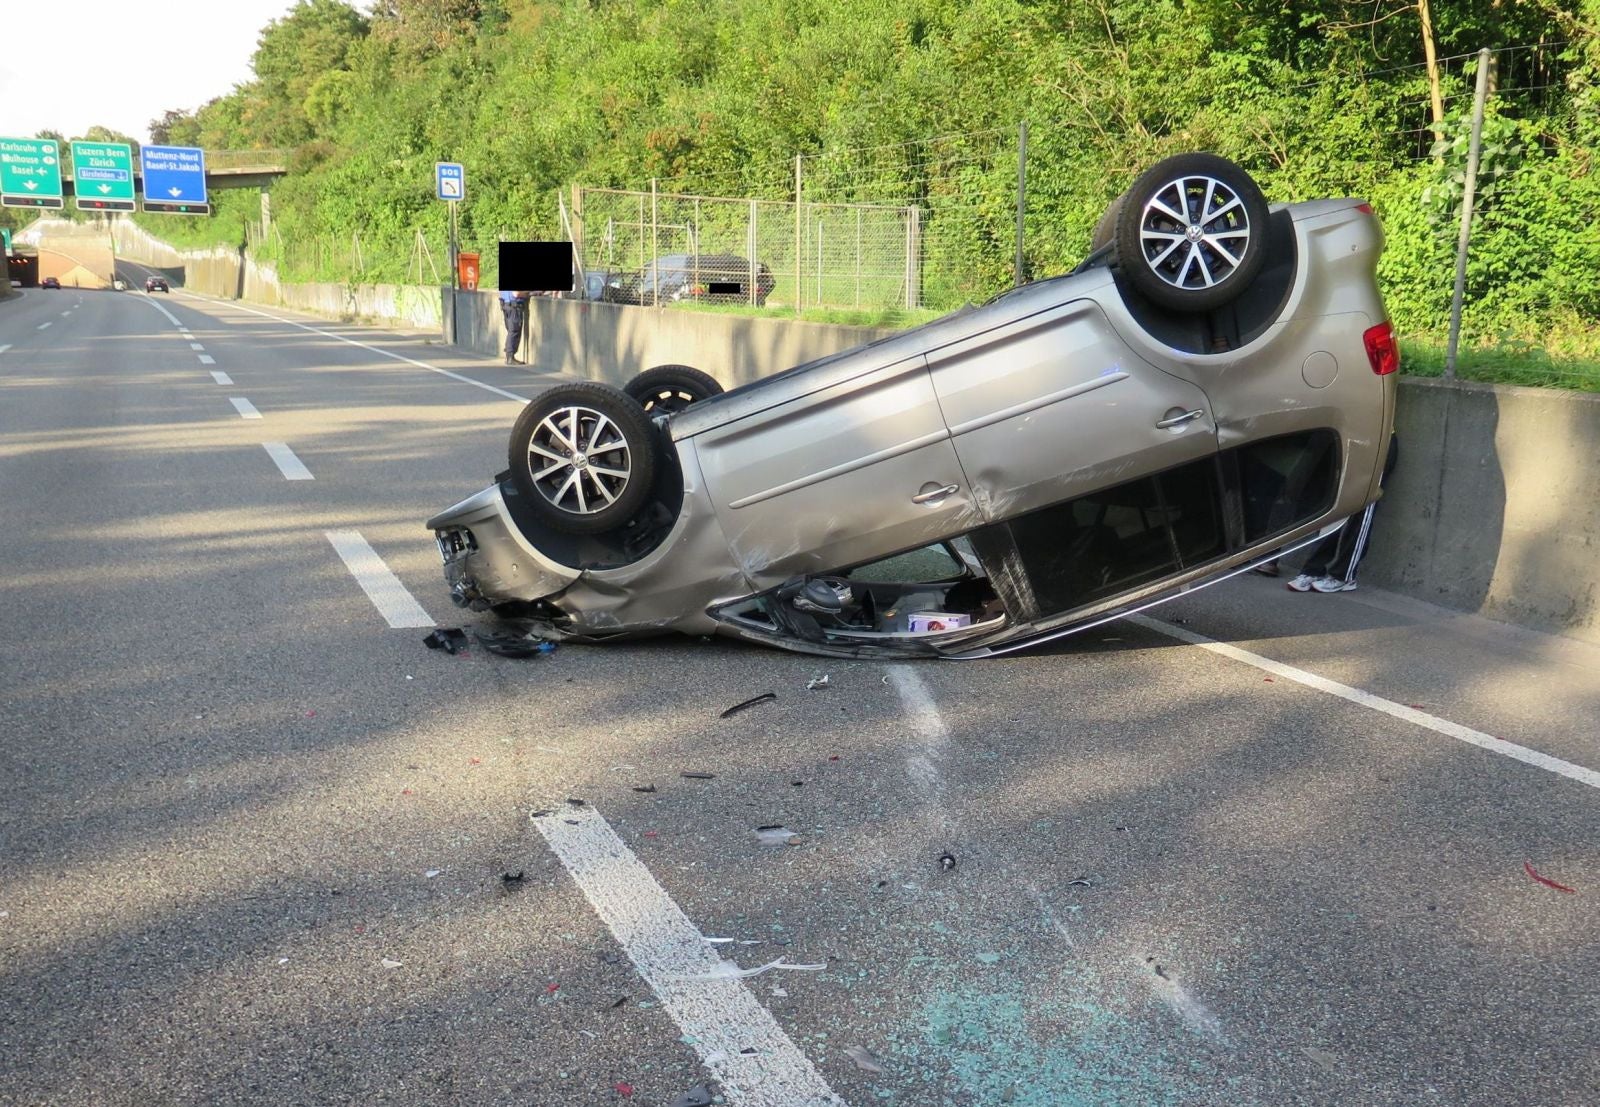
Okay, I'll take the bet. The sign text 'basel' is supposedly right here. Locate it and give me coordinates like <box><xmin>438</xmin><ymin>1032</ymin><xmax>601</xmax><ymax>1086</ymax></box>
<box><xmin>0</xmin><ymin>138</ymin><xmax>65</xmax><ymax>209</ymax></box>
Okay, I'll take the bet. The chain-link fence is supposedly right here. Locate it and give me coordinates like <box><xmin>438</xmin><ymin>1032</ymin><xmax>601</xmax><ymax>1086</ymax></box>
<box><xmin>572</xmin><ymin>186</ymin><xmax>919</xmax><ymax>311</ymax></box>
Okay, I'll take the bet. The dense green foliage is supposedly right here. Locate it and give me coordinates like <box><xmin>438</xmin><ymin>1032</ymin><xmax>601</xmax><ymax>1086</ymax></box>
<box><xmin>23</xmin><ymin>1</ymin><xmax>1600</xmax><ymax>369</ymax></box>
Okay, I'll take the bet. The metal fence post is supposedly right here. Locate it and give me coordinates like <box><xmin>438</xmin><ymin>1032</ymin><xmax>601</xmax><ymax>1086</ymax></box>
<box><xmin>794</xmin><ymin>155</ymin><xmax>804</xmax><ymax>314</ymax></box>
<box><xmin>650</xmin><ymin>177</ymin><xmax>659</xmax><ymax>309</ymax></box>
<box><xmin>1446</xmin><ymin>48</ymin><xmax>1493</xmax><ymax>380</ymax></box>
<box><xmin>1015</xmin><ymin>119</ymin><xmax>1028</xmax><ymax>287</ymax></box>
<box><xmin>748</xmin><ymin>198</ymin><xmax>758</xmax><ymax>307</ymax></box>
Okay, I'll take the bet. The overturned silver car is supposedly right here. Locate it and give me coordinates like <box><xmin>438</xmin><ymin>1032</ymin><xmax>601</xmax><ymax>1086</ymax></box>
<box><xmin>428</xmin><ymin>154</ymin><xmax>1397</xmax><ymax>658</ymax></box>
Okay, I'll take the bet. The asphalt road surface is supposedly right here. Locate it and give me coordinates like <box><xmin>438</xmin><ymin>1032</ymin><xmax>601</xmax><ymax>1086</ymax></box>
<box><xmin>2</xmin><ymin>277</ymin><xmax>1597</xmax><ymax>1107</ymax></box>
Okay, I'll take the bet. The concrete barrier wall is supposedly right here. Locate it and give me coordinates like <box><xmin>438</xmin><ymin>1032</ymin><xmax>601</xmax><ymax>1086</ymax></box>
<box><xmin>444</xmin><ymin>288</ymin><xmax>897</xmax><ymax>387</ymax></box>
<box><xmin>1363</xmin><ymin>378</ymin><xmax>1600</xmax><ymax>645</ymax></box>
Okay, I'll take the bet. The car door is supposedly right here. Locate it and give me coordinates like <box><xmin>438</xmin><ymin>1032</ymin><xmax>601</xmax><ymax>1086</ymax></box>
<box><xmin>925</xmin><ymin>299</ymin><xmax>1220</xmax><ymax>522</ymax></box>
<box><xmin>692</xmin><ymin>353</ymin><xmax>981</xmax><ymax>591</ymax></box>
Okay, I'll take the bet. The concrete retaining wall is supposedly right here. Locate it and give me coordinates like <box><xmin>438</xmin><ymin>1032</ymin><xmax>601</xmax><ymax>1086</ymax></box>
<box><xmin>443</xmin><ymin>288</ymin><xmax>897</xmax><ymax>388</ymax></box>
<box><xmin>1364</xmin><ymin>377</ymin><xmax>1600</xmax><ymax>645</ymax></box>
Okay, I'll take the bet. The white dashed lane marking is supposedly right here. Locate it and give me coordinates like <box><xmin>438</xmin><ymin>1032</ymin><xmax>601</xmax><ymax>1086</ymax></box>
<box><xmin>36</xmin><ymin>322</ymin><xmax>50</xmax><ymax>330</ymax></box>
<box><xmin>229</xmin><ymin>397</ymin><xmax>262</xmax><ymax>420</ymax></box>
<box><xmin>198</xmin><ymin>354</ymin><xmax>216</xmax><ymax>365</ymax></box>
<box><xmin>0</xmin><ymin>345</ymin><xmax>10</xmax><ymax>355</ymax></box>
<box><xmin>210</xmin><ymin>371</ymin><xmax>233</xmax><ymax>385</ymax></box>
<box><xmin>189</xmin><ymin>342</ymin><xmax>204</xmax><ymax>350</ymax></box>
<box><xmin>536</xmin><ymin>807</ymin><xmax>848</xmax><ymax>1107</ymax></box>
<box><xmin>262</xmin><ymin>443</ymin><xmax>313</xmax><ymax>481</ymax></box>
<box><xmin>1131</xmin><ymin>614</ymin><xmax>1600</xmax><ymax>792</ymax></box>
<box><xmin>323</xmin><ymin>530</ymin><xmax>434</xmax><ymax>629</ymax></box>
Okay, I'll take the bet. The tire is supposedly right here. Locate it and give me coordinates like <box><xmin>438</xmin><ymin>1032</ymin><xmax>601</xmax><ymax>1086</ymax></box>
<box><xmin>1113</xmin><ymin>152</ymin><xmax>1269</xmax><ymax>313</ymax></box>
<box><xmin>623</xmin><ymin>364</ymin><xmax>724</xmax><ymax>415</ymax></box>
<box><xmin>506</xmin><ymin>381</ymin><xmax>658</xmax><ymax>535</ymax></box>
<box><xmin>1090</xmin><ymin>193</ymin><xmax>1123</xmax><ymax>253</ymax></box>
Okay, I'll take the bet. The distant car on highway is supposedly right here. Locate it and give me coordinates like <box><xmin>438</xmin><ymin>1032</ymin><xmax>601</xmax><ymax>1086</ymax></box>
<box><xmin>145</xmin><ymin>276</ymin><xmax>169</xmax><ymax>293</ymax></box>
<box><xmin>41</xmin><ymin>276</ymin><xmax>60</xmax><ymax>290</ymax></box>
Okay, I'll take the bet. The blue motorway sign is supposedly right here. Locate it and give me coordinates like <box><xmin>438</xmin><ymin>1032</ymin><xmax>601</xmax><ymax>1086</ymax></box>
<box><xmin>436</xmin><ymin>162</ymin><xmax>465</xmax><ymax>202</ymax></box>
<box><xmin>140</xmin><ymin>145</ymin><xmax>210</xmax><ymax>215</ymax></box>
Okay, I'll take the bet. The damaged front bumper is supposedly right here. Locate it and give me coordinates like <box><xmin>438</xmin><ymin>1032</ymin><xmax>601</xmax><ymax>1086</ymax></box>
<box><xmin>426</xmin><ymin>483</ymin><xmax>581</xmax><ymax>613</ymax></box>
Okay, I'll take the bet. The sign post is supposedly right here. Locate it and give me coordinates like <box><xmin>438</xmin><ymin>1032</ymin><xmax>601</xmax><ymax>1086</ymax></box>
<box><xmin>436</xmin><ymin>162</ymin><xmax>465</xmax><ymax>290</ymax></box>
<box><xmin>70</xmin><ymin>141</ymin><xmax>136</xmax><ymax>213</ymax></box>
<box><xmin>140</xmin><ymin>145</ymin><xmax>210</xmax><ymax>215</ymax></box>
<box><xmin>0</xmin><ymin>137</ymin><xmax>64</xmax><ymax>209</ymax></box>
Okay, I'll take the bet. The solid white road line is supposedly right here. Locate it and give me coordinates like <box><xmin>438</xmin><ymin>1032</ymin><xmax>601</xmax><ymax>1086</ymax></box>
<box><xmin>229</xmin><ymin>397</ymin><xmax>262</xmax><ymax>420</ymax></box>
<box><xmin>323</xmin><ymin>530</ymin><xmax>434</xmax><ymax>629</ymax></box>
<box><xmin>138</xmin><ymin>294</ymin><xmax>183</xmax><ymax>327</ymax></box>
<box><xmin>262</xmin><ymin>442</ymin><xmax>313</xmax><ymax>481</ymax></box>
<box><xmin>36</xmin><ymin>321</ymin><xmax>50</xmax><ymax>330</ymax></box>
<box><xmin>198</xmin><ymin>354</ymin><xmax>216</xmax><ymax>365</ymax></box>
<box><xmin>210</xmin><ymin>371</ymin><xmax>233</xmax><ymax>385</ymax></box>
<box><xmin>176</xmin><ymin>292</ymin><xmax>531</xmax><ymax>404</ymax></box>
<box><xmin>1130</xmin><ymin>614</ymin><xmax>1600</xmax><ymax>792</ymax></box>
<box><xmin>535</xmin><ymin>806</ymin><xmax>848</xmax><ymax>1107</ymax></box>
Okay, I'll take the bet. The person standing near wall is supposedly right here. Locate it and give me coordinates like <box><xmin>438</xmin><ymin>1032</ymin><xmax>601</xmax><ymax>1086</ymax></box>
<box><xmin>1287</xmin><ymin>434</ymin><xmax>1401</xmax><ymax>593</ymax></box>
<box><xmin>499</xmin><ymin>287</ymin><xmax>530</xmax><ymax>365</ymax></box>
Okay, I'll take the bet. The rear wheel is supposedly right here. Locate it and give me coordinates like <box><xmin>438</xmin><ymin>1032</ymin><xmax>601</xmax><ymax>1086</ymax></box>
<box><xmin>1113</xmin><ymin>153</ymin><xmax>1268</xmax><ymax>313</ymax></box>
<box><xmin>506</xmin><ymin>382</ymin><xmax>658</xmax><ymax>535</ymax></box>
<box><xmin>623</xmin><ymin>364</ymin><xmax>724</xmax><ymax>415</ymax></box>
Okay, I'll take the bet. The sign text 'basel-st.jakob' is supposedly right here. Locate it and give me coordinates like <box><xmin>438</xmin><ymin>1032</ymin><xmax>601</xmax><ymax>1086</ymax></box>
<box><xmin>0</xmin><ymin>138</ymin><xmax>65</xmax><ymax>209</ymax></box>
<box><xmin>140</xmin><ymin>145</ymin><xmax>210</xmax><ymax>215</ymax></box>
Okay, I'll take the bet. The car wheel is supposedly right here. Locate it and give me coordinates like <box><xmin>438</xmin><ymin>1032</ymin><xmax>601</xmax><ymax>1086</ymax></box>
<box><xmin>622</xmin><ymin>364</ymin><xmax>724</xmax><ymax>415</ymax></box>
<box><xmin>1114</xmin><ymin>152</ymin><xmax>1269</xmax><ymax>313</ymax></box>
<box><xmin>506</xmin><ymin>382</ymin><xmax>658</xmax><ymax>535</ymax></box>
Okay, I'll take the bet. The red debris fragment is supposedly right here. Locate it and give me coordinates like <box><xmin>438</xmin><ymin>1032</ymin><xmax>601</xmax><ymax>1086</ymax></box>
<box><xmin>1408</xmin><ymin>704</ymin><xmax>1424</xmax><ymax>710</ymax></box>
<box><xmin>615</xmin><ymin>1082</ymin><xmax>634</xmax><ymax>1098</ymax></box>
<box><xmin>401</xmin><ymin>789</ymin><xmax>413</xmax><ymax>796</ymax></box>
<box><xmin>469</xmin><ymin>757</ymin><xmax>481</xmax><ymax>765</ymax></box>
<box><xmin>306</xmin><ymin>710</ymin><xmax>317</xmax><ymax>718</ymax></box>
<box><xmin>546</xmin><ymin>982</ymin><xmax>560</xmax><ymax>993</ymax></box>
<box><xmin>1263</xmin><ymin>677</ymin><xmax>1274</xmax><ymax>683</ymax></box>
<box><xmin>1524</xmin><ymin>860</ymin><xmax>1577</xmax><ymax>894</ymax></box>
<box><xmin>643</xmin><ymin>831</ymin><xmax>659</xmax><ymax>839</ymax></box>
<box><xmin>828</xmin><ymin>755</ymin><xmax>841</xmax><ymax>761</ymax></box>
<box><xmin>354</xmin><ymin>925</ymin><xmax>365</xmax><ymax>934</ymax></box>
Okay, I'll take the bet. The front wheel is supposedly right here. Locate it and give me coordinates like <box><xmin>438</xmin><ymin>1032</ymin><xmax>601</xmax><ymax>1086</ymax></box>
<box><xmin>1113</xmin><ymin>152</ymin><xmax>1269</xmax><ymax>313</ymax></box>
<box><xmin>506</xmin><ymin>382</ymin><xmax>658</xmax><ymax>535</ymax></box>
<box><xmin>623</xmin><ymin>364</ymin><xmax>724</xmax><ymax>415</ymax></box>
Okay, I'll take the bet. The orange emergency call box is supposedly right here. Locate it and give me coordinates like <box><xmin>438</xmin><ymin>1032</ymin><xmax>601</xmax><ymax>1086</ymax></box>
<box><xmin>457</xmin><ymin>251</ymin><xmax>480</xmax><ymax>291</ymax></box>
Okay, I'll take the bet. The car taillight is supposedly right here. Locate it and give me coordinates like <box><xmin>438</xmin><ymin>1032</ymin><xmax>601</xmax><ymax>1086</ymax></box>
<box><xmin>1356</xmin><ymin>202</ymin><xmax>1374</xmax><ymax>215</ymax></box>
<box><xmin>1364</xmin><ymin>321</ymin><xmax>1399</xmax><ymax>376</ymax></box>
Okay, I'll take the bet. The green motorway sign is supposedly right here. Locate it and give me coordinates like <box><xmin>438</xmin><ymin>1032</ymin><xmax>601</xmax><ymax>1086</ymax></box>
<box><xmin>0</xmin><ymin>137</ymin><xmax>64</xmax><ymax>209</ymax></box>
<box><xmin>71</xmin><ymin>141</ymin><xmax>136</xmax><ymax>212</ymax></box>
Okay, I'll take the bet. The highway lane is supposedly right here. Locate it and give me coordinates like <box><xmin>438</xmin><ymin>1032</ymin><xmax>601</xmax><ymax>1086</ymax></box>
<box><xmin>2</xmin><ymin>285</ymin><xmax>1598</xmax><ymax>1106</ymax></box>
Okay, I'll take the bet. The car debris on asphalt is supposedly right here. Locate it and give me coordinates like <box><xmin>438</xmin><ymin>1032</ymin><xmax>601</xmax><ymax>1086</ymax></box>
<box><xmin>672</xmin><ymin>957</ymin><xmax>826</xmax><ymax>982</ymax></box>
<box><xmin>844</xmin><ymin>1045</ymin><xmax>888</xmax><ymax>1074</ymax></box>
<box><xmin>720</xmin><ymin>691</ymin><xmax>776</xmax><ymax>718</ymax></box>
<box><xmin>755</xmin><ymin>825</ymin><xmax>801</xmax><ymax>847</ymax></box>
<box><xmin>806</xmin><ymin>674</ymin><xmax>830</xmax><ymax>690</ymax></box>
<box><xmin>471</xmin><ymin>623</ymin><xmax>558</xmax><ymax>658</ymax></box>
<box><xmin>422</xmin><ymin>627</ymin><xmax>468</xmax><ymax>654</ymax></box>
<box><xmin>666</xmin><ymin>1084</ymin><xmax>714</xmax><ymax>1107</ymax></box>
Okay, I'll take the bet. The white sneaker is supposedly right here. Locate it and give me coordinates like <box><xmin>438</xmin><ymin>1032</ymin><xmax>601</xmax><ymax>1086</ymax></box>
<box><xmin>1311</xmin><ymin>575</ymin><xmax>1357</xmax><ymax>593</ymax></box>
<box><xmin>1286</xmin><ymin>574</ymin><xmax>1316</xmax><ymax>592</ymax></box>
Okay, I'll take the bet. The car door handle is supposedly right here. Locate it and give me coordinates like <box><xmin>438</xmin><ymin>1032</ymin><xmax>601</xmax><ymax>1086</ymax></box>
<box><xmin>912</xmin><ymin>483</ymin><xmax>960</xmax><ymax>504</ymax></box>
<box><xmin>1156</xmin><ymin>408</ymin><xmax>1205</xmax><ymax>429</ymax></box>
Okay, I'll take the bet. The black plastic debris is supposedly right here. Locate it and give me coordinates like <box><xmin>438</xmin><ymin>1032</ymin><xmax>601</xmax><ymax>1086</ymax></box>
<box><xmin>566</xmin><ymin>797</ymin><xmax>587</xmax><ymax>807</ymax></box>
<box><xmin>530</xmin><ymin>809</ymin><xmax>553</xmax><ymax>818</ymax></box>
<box><xmin>423</xmin><ymin>627</ymin><xmax>468</xmax><ymax>654</ymax></box>
<box><xmin>501</xmin><ymin>870</ymin><xmax>526</xmax><ymax>886</ymax></box>
<box><xmin>609</xmin><ymin>996</ymin><xmax>628</xmax><ymax>1008</ymax></box>
<box><xmin>472</xmin><ymin>624</ymin><xmax>557</xmax><ymax>658</ymax></box>
<box><xmin>632</xmin><ymin>784</ymin><xmax>658</xmax><ymax>794</ymax></box>
<box><xmin>1067</xmin><ymin>877</ymin><xmax>1093</xmax><ymax>888</ymax></box>
<box><xmin>681</xmin><ymin>771</ymin><xmax>715</xmax><ymax>780</ymax></box>
<box><xmin>667</xmin><ymin>1085</ymin><xmax>714</xmax><ymax>1107</ymax></box>
<box><xmin>939</xmin><ymin>853</ymin><xmax>957</xmax><ymax>871</ymax></box>
<box><xmin>720</xmin><ymin>692</ymin><xmax>776</xmax><ymax>718</ymax></box>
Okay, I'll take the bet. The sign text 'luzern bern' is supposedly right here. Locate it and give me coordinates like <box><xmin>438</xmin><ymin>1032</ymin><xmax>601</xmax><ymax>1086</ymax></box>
<box><xmin>71</xmin><ymin>141</ymin><xmax>136</xmax><ymax>213</ymax></box>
